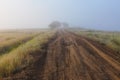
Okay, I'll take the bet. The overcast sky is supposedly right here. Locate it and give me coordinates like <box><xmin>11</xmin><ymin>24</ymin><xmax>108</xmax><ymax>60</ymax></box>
<box><xmin>0</xmin><ymin>0</ymin><xmax>120</xmax><ymax>31</ymax></box>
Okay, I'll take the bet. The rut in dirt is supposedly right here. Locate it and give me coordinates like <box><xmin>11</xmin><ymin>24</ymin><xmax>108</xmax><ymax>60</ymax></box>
<box><xmin>4</xmin><ymin>30</ymin><xmax>120</xmax><ymax>80</ymax></box>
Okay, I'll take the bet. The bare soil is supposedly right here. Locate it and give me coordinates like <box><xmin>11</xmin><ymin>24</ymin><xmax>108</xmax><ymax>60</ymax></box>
<box><xmin>3</xmin><ymin>30</ymin><xmax>120</xmax><ymax>80</ymax></box>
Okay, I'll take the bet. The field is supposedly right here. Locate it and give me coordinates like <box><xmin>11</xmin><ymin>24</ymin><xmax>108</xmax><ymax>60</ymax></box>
<box><xmin>0</xmin><ymin>29</ymin><xmax>120</xmax><ymax>80</ymax></box>
<box><xmin>70</xmin><ymin>28</ymin><xmax>120</xmax><ymax>52</ymax></box>
<box><xmin>0</xmin><ymin>29</ymin><xmax>55</xmax><ymax>78</ymax></box>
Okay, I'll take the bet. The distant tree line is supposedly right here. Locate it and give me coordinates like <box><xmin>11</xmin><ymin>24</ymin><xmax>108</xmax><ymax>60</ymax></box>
<box><xmin>49</xmin><ymin>21</ymin><xmax>69</xmax><ymax>29</ymax></box>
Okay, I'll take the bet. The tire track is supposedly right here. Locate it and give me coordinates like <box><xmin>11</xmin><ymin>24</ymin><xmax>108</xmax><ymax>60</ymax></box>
<box><xmin>4</xmin><ymin>30</ymin><xmax>120</xmax><ymax>80</ymax></box>
<box><xmin>39</xmin><ymin>30</ymin><xmax>120</xmax><ymax>80</ymax></box>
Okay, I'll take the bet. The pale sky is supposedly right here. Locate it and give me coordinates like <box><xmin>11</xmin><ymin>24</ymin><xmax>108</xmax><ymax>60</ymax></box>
<box><xmin>0</xmin><ymin>0</ymin><xmax>120</xmax><ymax>31</ymax></box>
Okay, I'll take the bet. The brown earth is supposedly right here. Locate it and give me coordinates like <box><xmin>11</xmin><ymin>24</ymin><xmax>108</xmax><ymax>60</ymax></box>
<box><xmin>3</xmin><ymin>30</ymin><xmax>120</xmax><ymax>80</ymax></box>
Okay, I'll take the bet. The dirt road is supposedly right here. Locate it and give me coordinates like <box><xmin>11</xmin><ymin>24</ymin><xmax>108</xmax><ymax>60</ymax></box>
<box><xmin>4</xmin><ymin>30</ymin><xmax>120</xmax><ymax>80</ymax></box>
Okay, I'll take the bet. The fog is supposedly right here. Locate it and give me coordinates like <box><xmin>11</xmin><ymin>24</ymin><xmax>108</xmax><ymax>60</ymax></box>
<box><xmin>0</xmin><ymin>0</ymin><xmax>120</xmax><ymax>31</ymax></box>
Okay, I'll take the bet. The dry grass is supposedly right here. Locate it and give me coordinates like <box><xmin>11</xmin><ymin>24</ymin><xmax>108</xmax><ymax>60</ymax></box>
<box><xmin>0</xmin><ymin>32</ymin><xmax>40</xmax><ymax>55</ymax></box>
<box><xmin>0</xmin><ymin>30</ymin><xmax>55</xmax><ymax>77</ymax></box>
<box><xmin>70</xmin><ymin>29</ymin><xmax>120</xmax><ymax>52</ymax></box>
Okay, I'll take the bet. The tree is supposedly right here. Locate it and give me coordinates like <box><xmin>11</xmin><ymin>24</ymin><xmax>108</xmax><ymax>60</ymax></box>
<box><xmin>49</xmin><ymin>21</ymin><xmax>61</xmax><ymax>29</ymax></box>
<box><xmin>62</xmin><ymin>22</ymin><xmax>69</xmax><ymax>28</ymax></box>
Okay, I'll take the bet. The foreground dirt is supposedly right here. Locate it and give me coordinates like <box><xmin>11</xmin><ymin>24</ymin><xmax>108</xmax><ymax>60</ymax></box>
<box><xmin>4</xmin><ymin>30</ymin><xmax>120</xmax><ymax>80</ymax></box>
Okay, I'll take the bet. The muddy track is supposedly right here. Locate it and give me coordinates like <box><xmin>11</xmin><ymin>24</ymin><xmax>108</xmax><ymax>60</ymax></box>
<box><xmin>4</xmin><ymin>30</ymin><xmax>120</xmax><ymax>80</ymax></box>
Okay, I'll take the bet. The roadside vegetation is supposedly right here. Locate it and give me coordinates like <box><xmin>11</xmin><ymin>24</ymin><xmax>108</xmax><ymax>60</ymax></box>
<box><xmin>0</xmin><ymin>30</ymin><xmax>55</xmax><ymax>78</ymax></box>
<box><xmin>70</xmin><ymin>29</ymin><xmax>120</xmax><ymax>52</ymax></box>
<box><xmin>0</xmin><ymin>33</ymin><xmax>39</xmax><ymax>55</ymax></box>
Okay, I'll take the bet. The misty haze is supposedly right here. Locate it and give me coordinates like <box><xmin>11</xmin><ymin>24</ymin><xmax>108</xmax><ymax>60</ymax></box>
<box><xmin>0</xmin><ymin>0</ymin><xmax>120</xmax><ymax>80</ymax></box>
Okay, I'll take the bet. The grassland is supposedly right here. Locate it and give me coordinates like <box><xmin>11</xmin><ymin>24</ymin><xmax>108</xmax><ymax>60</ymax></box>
<box><xmin>71</xmin><ymin>29</ymin><xmax>120</xmax><ymax>52</ymax></box>
<box><xmin>0</xmin><ymin>29</ymin><xmax>55</xmax><ymax>77</ymax></box>
<box><xmin>0</xmin><ymin>32</ymin><xmax>39</xmax><ymax>55</ymax></box>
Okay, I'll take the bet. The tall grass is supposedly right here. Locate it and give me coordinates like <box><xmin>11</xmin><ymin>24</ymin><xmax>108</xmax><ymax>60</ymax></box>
<box><xmin>0</xmin><ymin>31</ymin><xmax>54</xmax><ymax>77</ymax></box>
<box><xmin>0</xmin><ymin>32</ymin><xmax>40</xmax><ymax>54</ymax></box>
<box><xmin>72</xmin><ymin>30</ymin><xmax>120</xmax><ymax>52</ymax></box>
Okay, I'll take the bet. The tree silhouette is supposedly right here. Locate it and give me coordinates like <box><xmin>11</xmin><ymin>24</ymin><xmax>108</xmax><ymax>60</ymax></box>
<box><xmin>49</xmin><ymin>21</ymin><xmax>61</xmax><ymax>29</ymax></box>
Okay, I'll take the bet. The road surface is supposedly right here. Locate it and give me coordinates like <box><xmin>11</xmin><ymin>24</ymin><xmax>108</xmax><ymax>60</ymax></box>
<box><xmin>4</xmin><ymin>30</ymin><xmax>120</xmax><ymax>80</ymax></box>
